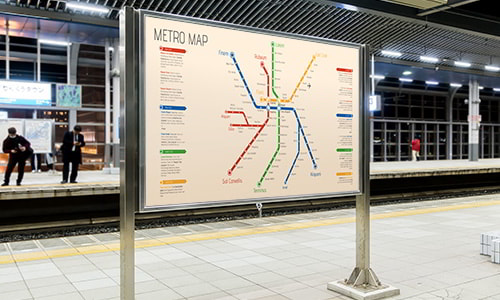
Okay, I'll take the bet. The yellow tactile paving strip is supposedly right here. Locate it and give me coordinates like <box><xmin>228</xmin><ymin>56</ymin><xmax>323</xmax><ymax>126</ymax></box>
<box><xmin>1</xmin><ymin>199</ymin><xmax>499</xmax><ymax>265</ymax></box>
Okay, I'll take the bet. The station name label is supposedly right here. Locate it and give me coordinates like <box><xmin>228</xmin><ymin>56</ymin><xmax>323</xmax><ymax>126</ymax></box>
<box><xmin>153</xmin><ymin>28</ymin><xmax>209</xmax><ymax>46</ymax></box>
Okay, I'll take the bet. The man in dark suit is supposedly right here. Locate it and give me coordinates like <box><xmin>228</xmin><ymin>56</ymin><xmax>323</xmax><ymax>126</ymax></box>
<box><xmin>61</xmin><ymin>125</ymin><xmax>85</xmax><ymax>184</ymax></box>
<box><xmin>2</xmin><ymin>127</ymin><xmax>33</xmax><ymax>186</ymax></box>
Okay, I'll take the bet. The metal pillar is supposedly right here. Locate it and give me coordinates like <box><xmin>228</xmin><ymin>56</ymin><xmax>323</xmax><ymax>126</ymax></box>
<box><xmin>6</xmin><ymin>18</ymin><xmax>9</xmax><ymax>80</ymax></box>
<box><xmin>383</xmin><ymin>123</ymin><xmax>387</xmax><ymax>161</ymax></box>
<box><xmin>397</xmin><ymin>123</ymin><xmax>401</xmax><ymax>161</ymax></box>
<box><xmin>120</xmin><ymin>7</ymin><xmax>138</xmax><ymax>300</ymax></box>
<box><xmin>37</xmin><ymin>27</ymin><xmax>41</xmax><ymax>82</ymax></box>
<box><xmin>112</xmin><ymin>38</ymin><xmax>120</xmax><ymax>168</ymax></box>
<box><xmin>105</xmin><ymin>40</ymin><xmax>111</xmax><ymax>167</ymax></box>
<box><xmin>67</xmin><ymin>43</ymin><xmax>71</xmax><ymax>84</ymax></box>
<box><xmin>69</xmin><ymin>44</ymin><xmax>79</xmax><ymax>84</ymax></box>
<box><xmin>423</xmin><ymin>124</ymin><xmax>427</xmax><ymax>160</ymax></box>
<box><xmin>447</xmin><ymin>88</ymin><xmax>458</xmax><ymax>160</ymax></box>
<box><xmin>491</xmin><ymin>127</ymin><xmax>495</xmax><ymax>158</ymax></box>
<box><xmin>436</xmin><ymin>124</ymin><xmax>440</xmax><ymax>160</ymax></box>
<box><xmin>327</xmin><ymin>46</ymin><xmax>399</xmax><ymax>300</ymax></box>
<box><xmin>370</xmin><ymin>117</ymin><xmax>374</xmax><ymax>162</ymax></box>
<box><xmin>468</xmin><ymin>80</ymin><xmax>480</xmax><ymax>161</ymax></box>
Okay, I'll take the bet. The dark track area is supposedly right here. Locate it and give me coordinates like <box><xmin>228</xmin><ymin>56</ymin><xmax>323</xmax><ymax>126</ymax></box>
<box><xmin>1</xmin><ymin>172</ymin><xmax>500</xmax><ymax>241</ymax></box>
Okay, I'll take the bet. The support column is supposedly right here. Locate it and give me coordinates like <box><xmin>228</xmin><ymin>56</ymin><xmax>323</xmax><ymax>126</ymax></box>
<box><xmin>436</xmin><ymin>124</ymin><xmax>440</xmax><ymax>160</ymax></box>
<box><xmin>370</xmin><ymin>117</ymin><xmax>374</xmax><ymax>162</ymax></box>
<box><xmin>423</xmin><ymin>124</ymin><xmax>427</xmax><ymax>160</ymax></box>
<box><xmin>6</xmin><ymin>18</ymin><xmax>9</xmax><ymax>80</ymax></box>
<box><xmin>327</xmin><ymin>46</ymin><xmax>398</xmax><ymax>300</ymax></box>
<box><xmin>67</xmin><ymin>43</ymin><xmax>79</xmax><ymax>130</ymax></box>
<box><xmin>446</xmin><ymin>88</ymin><xmax>458</xmax><ymax>160</ymax></box>
<box><xmin>37</xmin><ymin>28</ymin><xmax>41</xmax><ymax>82</ymax></box>
<box><xmin>105</xmin><ymin>40</ymin><xmax>111</xmax><ymax>167</ymax></box>
<box><xmin>491</xmin><ymin>127</ymin><xmax>495</xmax><ymax>158</ymax></box>
<box><xmin>397</xmin><ymin>122</ymin><xmax>401</xmax><ymax>161</ymax></box>
<box><xmin>468</xmin><ymin>80</ymin><xmax>480</xmax><ymax>161</ymax></box>
<box><xmin>112</xmin><ymin>38</ymin><xmax>120</xmax><ymax>168</ymax></box>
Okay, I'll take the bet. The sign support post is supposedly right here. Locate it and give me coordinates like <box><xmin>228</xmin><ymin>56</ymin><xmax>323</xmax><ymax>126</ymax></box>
<box><xmin>120</xmin><ymin>7</ymin><xmax>139</xmax><ymax>300</ymax></box>
<box><xmin>327</xmin><ymin>46</ymin><xmax>399</xmax><ymax>300</ymax></box>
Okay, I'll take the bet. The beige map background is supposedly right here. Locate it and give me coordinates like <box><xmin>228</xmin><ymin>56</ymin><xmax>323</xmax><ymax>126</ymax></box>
<box><xmin>143</xmin><ymin>14</ymin><xmax>361</xmax><ymax>209</ymax></box>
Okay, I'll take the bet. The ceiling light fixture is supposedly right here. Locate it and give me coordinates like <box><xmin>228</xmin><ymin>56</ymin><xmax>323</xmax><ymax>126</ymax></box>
<box><xmin>399</xmin><ymin>78</ymin><xmax>413</xmax><ymax>83</ymax></box>
<box><xmin>485</xmin><ymin>65</ymin><xmax>500</xmax><ymax>72</ymax></box>
<box><xmin>66</xmin><ymin>2</ymin><xmax>110</xmax><ymax>13</ymax></box>
<box><xmin>455</xmin><ymin>61</ymin><xmax>471</xmax><ymax>68</ymax></box>
<box><xmin>370</xmin><ymin>75</ymin><xmax>385</xmax><ymax>80</ymax></box>
<box><xmin>39</xmin><ymin>39</ymin><xmax>71</xmax><ymax>46</ymax></box>
<box><xmin>450</xmin><ymin>83</ymin><xmax>462</xmax><ymax>88</ymax></box>
<box><xmin>425</xmin><ymin>81</ymin><xmax>439</xmax><ymax>85</ymax></box>
<box><xmin>381</xmin><ymin>50</ymin><xmax>402</xmax><ymax>57</ymax></box>
<box><xmin>420</xmin><ymin>56</ymin><xmax>439</xmax><ymax>63</ymax></box>
<box><xmin>402</xmin><ymin>71</ymin><xmax>412</xmax><ymax>75</ymax></box>
<box><xmin>493</xmin><ymin>88</ymin><xmax>500</xmax><ymax>92</ymax></box>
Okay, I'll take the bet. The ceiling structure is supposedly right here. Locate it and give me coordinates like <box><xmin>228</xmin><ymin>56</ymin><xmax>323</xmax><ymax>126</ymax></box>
<box><xmin>0</xmin><ymin>0</ymin><xmax>499</xmax><ymax>81</ymax></box>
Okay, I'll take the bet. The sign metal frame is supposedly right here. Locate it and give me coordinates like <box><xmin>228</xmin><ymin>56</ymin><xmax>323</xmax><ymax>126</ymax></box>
<box><xmin>135</xmin><ymin>9</ymin><xmax>368</xmax><ymax>212</ymax></box>
<box><xmin>120</xmin><ymin>7</ymin><xmax>373</xmax><ymax>300</ymax></box>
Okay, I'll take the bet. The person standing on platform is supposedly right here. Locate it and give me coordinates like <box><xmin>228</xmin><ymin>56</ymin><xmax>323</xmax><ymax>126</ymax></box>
<box><xmin>61</xmin><ymin>125</ymin><xmax>85</xmax><ymax>184</ymax></box>
<box><xmin>411</xmin><ymin>136</ymin><xmax>421</xmax><ymax>161</ymax></box>
<box><xmin>2</xmin><ymin>127</ymin><xmax>33</xmax><ymax>186</ymax></box>
<box><xmin>31</xmin><ymin>153</ymin><xmax>42</xmax><ymax>172</ymax></box>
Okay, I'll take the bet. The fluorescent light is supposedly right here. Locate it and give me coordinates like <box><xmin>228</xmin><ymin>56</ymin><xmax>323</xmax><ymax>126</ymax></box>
<box><xmin>479</xmin><ymin>86</ymin><xmax>484</xmax><ymax>90</ymax></box>
<box><xmin>494</xmin><ymin>88</ymin><xmax>500</xmax><ymax>92</ymax></box>
<box><xmin>381</xmin><ymin>50</ymin><xmax>402</xmax><ymax>57</ymax></box>
<box><xmin>338</xmin><ymin>4</ymin><xmax>358</xmax><ymax>11</ymax></box>
<box><xmin>370</xmin><ymin>75</ymin><xmax>385</xmax><ymax>80</ymax></box>
<box><xmin>425</xmin><ymin>81</ymin><xmax>439</xmax><ymax>85</ymax></box>
<box><xmin>450</xmin><ymin>83</ymin><xmax>462</xmax><ymax>88</ymax></box>
<box><xmin>108</xmin><ymin>47</ymin><xmax>114</xmax><ymax>52</ymax></box>
<box><xmin>485</xmin><ymin>65</ymin><xmax>500</xmax><ymax>72</ymax></box>
<box><xmin>399</xmin><ymin>78</ymin><xmax>413</xmax><ymax>83</ymax></box>
<box><xmin>39</xmin><ymin>39</ymin><xmax>71</xmax><ymax>46</ymax></box>
<box><xmin>66</xmin><ymin>2</ymin><xmax>110</xmax><ymax>13</ymax></box>
<box><xmin>420</xmin><ymin>56</ymin><xmax>439</xmax><ymax>63</ymax></box>
<box><xmin>455</xmin><ymin>61</ymin><xmax>471</xmax><ymax>68</ymax></box>
<box><xmin>402</xmin><ymin>71</ymin><xmax>412</xmax><ymax>75</ymax></box>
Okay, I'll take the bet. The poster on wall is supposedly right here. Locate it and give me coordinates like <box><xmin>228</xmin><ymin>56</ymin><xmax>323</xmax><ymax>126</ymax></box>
<box><xmin>139</xmin><ymin>12</ymin><xmax>362</xmax><ymax>210</ymax></box>
<box><xmin>56</xmin><ymin>84</ymin><xmax>82</xmax><ymax>108</ymax></box>
<box><xmin>24</xmin><ymin>120</ymin><xmax>53</xmax><ymax>153</ymax></box>
<box><xmin>0</xmin><ymin>81</ymin><xmax>52</xmax><ymax>106</ymax></box>
<box><xmin>0</xmin><ymin>119</ymin><xmax>25</xmax><ymax>140</ymax></box>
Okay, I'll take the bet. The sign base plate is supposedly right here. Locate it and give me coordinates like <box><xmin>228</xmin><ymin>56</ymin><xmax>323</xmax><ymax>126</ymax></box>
<box><xmin>327</xmin><ymin>280</ymin><xmax>399</xmax><ymax>300</ymax></box>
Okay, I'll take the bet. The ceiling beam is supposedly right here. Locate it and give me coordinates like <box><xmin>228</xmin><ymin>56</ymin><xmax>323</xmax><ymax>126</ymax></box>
<box><xmin>417</xmin><ymin>0</ymin><xmax>480</xmax><ymax>17</ymax></box>
<box><xmin>0</xmin><ymin>3</ymin><xmax>118</xmax><ymax>28</ymax></box>
<box><xmin>314</xmin><ymin>0</ymin><xmax>500</xmax><ymax>39</ymax></box>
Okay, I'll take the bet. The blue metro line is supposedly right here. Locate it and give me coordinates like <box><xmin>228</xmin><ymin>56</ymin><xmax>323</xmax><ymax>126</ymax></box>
<box><xmin>229</xmin><ymin>52</ymin><xmax>317</xmax><ymax>185</ymax></box>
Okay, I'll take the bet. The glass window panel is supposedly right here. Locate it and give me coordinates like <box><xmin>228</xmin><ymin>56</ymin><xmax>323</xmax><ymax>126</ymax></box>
<box><xmin>82</xmin><ymin>86</ymin><xmax>105</xmax><ymax>108</ymax></box>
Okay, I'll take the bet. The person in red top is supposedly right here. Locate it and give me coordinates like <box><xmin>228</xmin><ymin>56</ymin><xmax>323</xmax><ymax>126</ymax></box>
<box><xmin>411</xmin><ymin>137</ymin><xmax>421</xmax><ymax>161</ymax></box>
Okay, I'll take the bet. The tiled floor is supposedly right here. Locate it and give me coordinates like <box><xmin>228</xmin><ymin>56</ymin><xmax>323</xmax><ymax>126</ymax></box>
<box><xmin>1</xmin><ymin>195</ymin><xmax>500</xmax><ymax>299</ymax></box>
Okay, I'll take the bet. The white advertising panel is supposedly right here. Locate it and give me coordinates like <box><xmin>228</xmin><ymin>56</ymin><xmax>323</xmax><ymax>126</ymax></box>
<box><xmin>0</xmin><ymin>119</ymin><xmax>25</xmax><ymax>142</ymax></box>
<box><xmin>140</xmin><ymin>13</ymin><xmax>362</xmax><ymax>210</ymax></box>
<box><xmin>24</xmin><ymin>120</ymin><xmax>53</xmax><ymax>153</ymax></box>
<box><xmin>0</xmin><ymin>81</ymin><xmax>52</xmax><ymax>106</ymax></box>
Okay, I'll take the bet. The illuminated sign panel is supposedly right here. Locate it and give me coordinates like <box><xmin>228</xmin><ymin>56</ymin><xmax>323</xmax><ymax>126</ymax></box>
<box><xmin>0</xmin><ymin>81</ymin><xmax>52</xmax><ymax>106</ymax></box>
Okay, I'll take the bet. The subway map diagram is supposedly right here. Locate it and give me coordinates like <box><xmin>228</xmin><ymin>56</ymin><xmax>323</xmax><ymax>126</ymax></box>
<box><xmin>143</xmin><ymin>14</ymin><xmax>360</xmax><ymax>207</ymax></box>
<box><xmin>222</xmin><ymin>42</ymin><xmax>320</xmax><ymax>188</ymax></box>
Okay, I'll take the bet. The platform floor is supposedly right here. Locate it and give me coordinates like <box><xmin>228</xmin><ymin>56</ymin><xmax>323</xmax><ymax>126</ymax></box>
<box><xmin>370</xmin><ymin>158</ymin><xmax>500</xmax><ymax>179</ymax></box>
<box><xmin>1</xmin><ymin>195</ymin><xmax>499</xmax><ymax>299</ymax></box>
<box><xmin>2</xmin><ymin>158</ymin><xmax>500</xmax><ymax>193</ymax></box>
<box><xmin>0</xmin><ymin>171</ymin><xmax>119</xmax><ymax>187</ymax></box>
